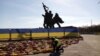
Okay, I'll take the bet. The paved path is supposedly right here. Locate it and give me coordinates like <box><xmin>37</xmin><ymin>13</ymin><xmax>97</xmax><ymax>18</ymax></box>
<box><xmin>26</xmin><ymin>34</ymin><xmax>100</xmax><ymax>56</ymax></box>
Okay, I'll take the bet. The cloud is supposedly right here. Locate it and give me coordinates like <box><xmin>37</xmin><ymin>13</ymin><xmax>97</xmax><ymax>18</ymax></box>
<box><xmin>98</xmin><ymin>1</ymin><xmax>100</xmax><ymax>4</ymax></box>
<box><xmin>48</xmin><ymin>0</ymin><xmax>70</xmax><ymax>5</ymax></box>
<box><xmin>0</xmin><ymin>0</ymin><xmax>100</xmax><ymax>28</ymax></box>
<box><xmin>61</xmin><ymin>15</ymin><xmax>100</xmax><ymax>27</ymax></box>
<box><xmin>14</xmin><ymin>16</ymin><xmax>43</xmax><ymax>28</ymax></box>
<box><xmin>0</xmin><ymin>16</ymin><xmax>43</xmax><ymax>28</ymax></box>
<box><xmin>3</xmin><ymin>0</ymin><xmax>36</xmax><ymax>13</ymax></box>
<box><xmin>47</xmin><ymin>0</ymin><xmax>91</xmax><ymax>17</ymax></box>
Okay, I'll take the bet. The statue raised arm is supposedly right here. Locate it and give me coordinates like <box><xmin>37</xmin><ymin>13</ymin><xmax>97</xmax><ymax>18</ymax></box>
<box><xmin>42</xmin><ymin>3</ymin><xmax>49</xmax><ymax>13</ymax></box>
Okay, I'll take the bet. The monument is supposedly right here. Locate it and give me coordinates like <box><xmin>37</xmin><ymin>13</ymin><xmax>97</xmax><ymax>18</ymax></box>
<box><xmin>42</xmin><ymin>3</ymin><xmax>64</xmax><ymax>28</ymax></box>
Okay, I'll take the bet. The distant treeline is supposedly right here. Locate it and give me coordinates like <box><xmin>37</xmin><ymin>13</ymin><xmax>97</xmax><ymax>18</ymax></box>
<box><xmin>78</xmin><ymin>25</ymin><xmax>100</xmax><ymax>34</ymax></box>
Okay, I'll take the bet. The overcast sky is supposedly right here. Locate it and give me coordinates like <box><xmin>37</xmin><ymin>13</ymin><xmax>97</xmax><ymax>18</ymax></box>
<box><xmin>0</xmin><ymin>0</ymin><xmax>100</xmax><ymax>28</ymax></box>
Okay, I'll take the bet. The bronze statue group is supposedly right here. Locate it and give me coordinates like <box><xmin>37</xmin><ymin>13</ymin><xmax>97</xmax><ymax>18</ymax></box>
<box><xmin>42</xmin><ymin>3</ymin><xmax>64</xmax><ymax>56</ymax></box>
<box><xmin>42</xmin><ymin>3</ymin><xmax>64</xmax><ymax>28</ymax></box>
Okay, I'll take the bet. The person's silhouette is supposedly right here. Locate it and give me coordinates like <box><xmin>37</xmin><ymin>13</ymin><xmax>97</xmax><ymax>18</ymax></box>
<box><xmin>42</xmin><ymin>3</ymin><xmax>53</xmax><ymax>28</ymax></box>
<box><xmin>53</xmin><ymin>13</ymin><xmax>64</xmax><ymax>28</ymax></box>
<box><xmin>47</xmin><ymin>11</ymin><xmax>53</xmax><ymax>28</ymax></box>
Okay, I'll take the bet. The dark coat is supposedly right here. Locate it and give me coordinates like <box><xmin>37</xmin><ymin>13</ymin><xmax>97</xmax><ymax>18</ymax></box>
<box><xmin>53</xmin><ymin>13</ymin><xmax>64</xmax><ymax>23</ymax></box>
